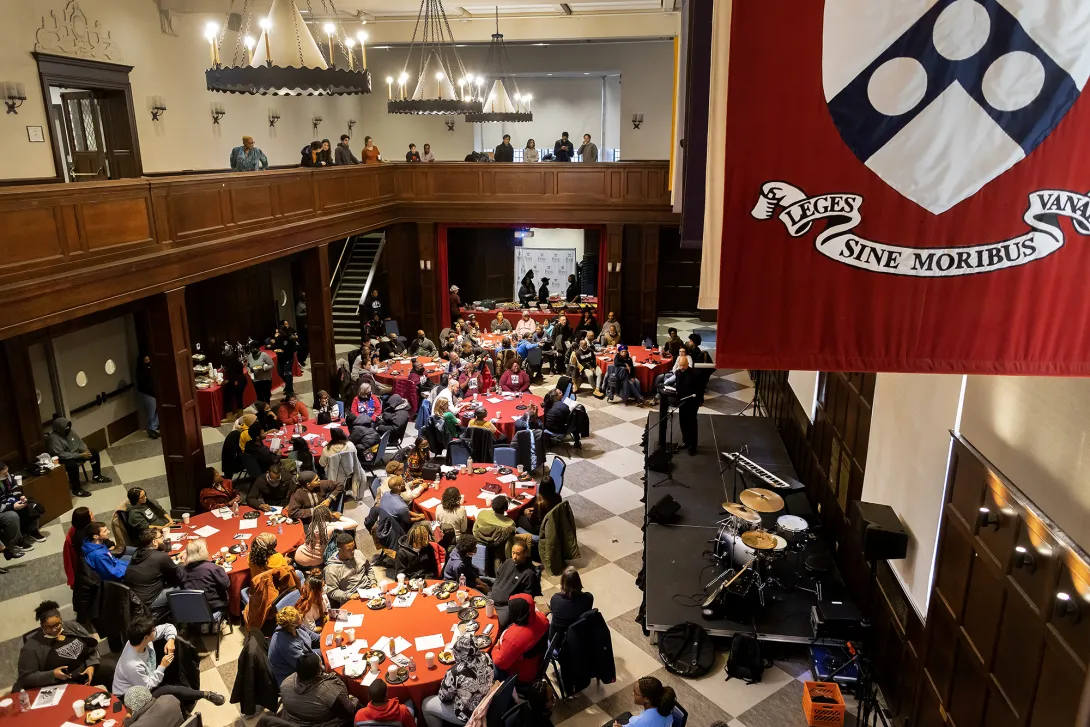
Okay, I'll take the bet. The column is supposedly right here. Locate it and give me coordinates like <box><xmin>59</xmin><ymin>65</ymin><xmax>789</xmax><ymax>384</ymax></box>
<box><xmin>417</xmin><ymin>222</ymin><xmax>441</xmax><ymax>336</ymax></box>
<box><xmin>300</xmin><ymin>244</ymin><xmax>336</xmax><ymax>396</ymax></box>
<box><xmin>145</xmin><ymin>288</ymin><xmax>205</xmax><ymax>513</ymax></box>
<box><xmin>603</xmin><ymin>224</ymin><xmax>624</xmax><ymax>321</ymax></box>
<box><xmin>638</xmin><ymin>224</ymin><xmax>661</xmax><ymax>335</ymax></box>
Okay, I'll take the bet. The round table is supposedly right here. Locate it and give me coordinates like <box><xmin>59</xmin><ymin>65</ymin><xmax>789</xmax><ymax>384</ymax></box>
<box><xmin>264</xmin><ymin>419</ymin><xmax>347</xmax><ymax>458</ymax></box>
<box><xmin>372</xmin><ymin>357</ymin><xmax>445</xmax><ymax>388</ymax></box>
<box><xmin>319</xmin><ymin>581</ymin><xmax>498</xmax><ymax>708</ymax></box>
<box><xmin>179</xmin><ymin>508</ymin><xmax>305</xmax><ymax>617</ymax></box>
<box><xmin>596</xmin><ymin>346</ymin><xmax>671</xmax><ymax>391</ymax></box>
<box><xmin>412</xmin><ymin>468</ymin><xmax>535</xmax><ymax>523</ymax></box>
<box><xmin>455</xmin><ymin>392</ymin><xmax>543</xmax><ymax>441</ymax></box>
<box><xmin>2</xmin><ymin>686</ymin><xmax>126</xmax><ymax>727</ymax></box>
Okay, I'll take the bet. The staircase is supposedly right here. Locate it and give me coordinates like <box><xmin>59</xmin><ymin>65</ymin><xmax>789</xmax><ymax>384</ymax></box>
<box><xmin>332</xmin><ymin>234</ymin><xmax>385</xmax><ymax>345</ymax></box>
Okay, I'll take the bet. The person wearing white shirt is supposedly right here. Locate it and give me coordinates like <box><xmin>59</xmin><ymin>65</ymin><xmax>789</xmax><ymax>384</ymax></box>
<box><xmin>514</xmin><ymin>311</ymin><xmax>536</xmax><ymax>338</ymax></box>
<box><xmin>436</xmin><ymin>380</ymin><xmax>461</xmax><ymax>408</ymax></box>
<box><xmin>112</xmin><ymin>618</ymin><xmax>224</xmax><ymax>706</ymax></box>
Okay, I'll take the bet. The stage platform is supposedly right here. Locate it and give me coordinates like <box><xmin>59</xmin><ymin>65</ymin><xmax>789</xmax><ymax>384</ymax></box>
<box><xmin>642</xmin><ymin>413</ymin><xmax>853</xmax><ymax>643</ymax></box>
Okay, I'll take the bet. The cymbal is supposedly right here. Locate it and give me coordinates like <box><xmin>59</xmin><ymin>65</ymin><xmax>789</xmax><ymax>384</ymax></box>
<box><xmin>740</xmin><ymin>488</ymin><xmax>785</xmax><ymax>513</ymax></box>
<box><xmin>741</xmin><ymin>531</ymin><xmax>778</xmax><ymax>551</ymax></box>
<box><xmin>723</xmin><ymin>502</ymin><xmax>761</xmax><ymax>523</ymax></box>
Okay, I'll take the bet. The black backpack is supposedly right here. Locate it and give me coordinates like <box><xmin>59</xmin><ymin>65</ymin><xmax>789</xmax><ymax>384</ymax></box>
<box><xmin>725</xmin><ymin>633</ymin><xmax>765</xmax><ymax>684</ymax></box>
<box><xmin>658</xmin><ymin>622</ymin><xmax>715</xmax><ymax>677</ymax></box>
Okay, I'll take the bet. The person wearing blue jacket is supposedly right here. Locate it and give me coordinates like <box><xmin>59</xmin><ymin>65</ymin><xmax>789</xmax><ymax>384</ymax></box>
<box><xmin>81</xmin><ymin>522</ymin><xmax>129</xmax><ymax>582</ymax></box>
<box><xmin>268</xmin><ymin>606</ymin><xmax>320</xmax><ymax>686</ymax></box>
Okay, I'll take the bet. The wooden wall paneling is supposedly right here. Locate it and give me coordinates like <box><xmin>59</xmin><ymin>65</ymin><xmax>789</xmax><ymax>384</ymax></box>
<box><xmin>1029</xmin><ymin>638</ymin><xmax>1084</xmax><ymax>727</ymax></box>
<box><xmin>603</xmin><ymin>224</ymin><xmax>623</xmax><ymax>319</ymax></box>
<box><xmin>417</xmin><ymin>223</ymin><xmax>439</xmax><ymax>336</ymax></box>
<box><xmin>382</xmin><ymin>224</ymin><xmax>423</xmax><ymax>337</ymax></box>
<box><xmin>961</xmin><ymin>548</ymin><xmax>1006</xmax><ymax>666</ymax></box>
<box><xmin>300</xmin><ymin>244</ymin><xmax>335</xmax><ymax>396</ymax></box>
<box><xmin>556</xmin><ymin>169</ymin><xmax>606</xmax><ymax>197</ymax></box>
<box><xmin>639</xmin><ymin>225</ymin><xmax>660</xmax><ymax>337</ymax></box>
<box><xmin>0</xmin><ymin>208</ymin><xmax>65</xmax><ymax>266</ymax></box>
<box><xmin>948</xmin><ymin>640</ymin><xmax>989</xmax><ymax>727</ymax></box>
<box><xmin>145</xmin><ymin>289</ymin><xmax>205</xmax><ymax>512</ymax></box>
<box><xmin>992</xmin><ymin>585</ymin><xmax>1048</xmax><ymax>719</ymax></box>
<box><xmin>493</xmin><ymin>170</ymin><xmax>547</xmax><ymax>196</ymax></box>
<box><xmin>0</xmin><ymin>337</ymin><xmax>44</xmax><ymax>466</ymax></box>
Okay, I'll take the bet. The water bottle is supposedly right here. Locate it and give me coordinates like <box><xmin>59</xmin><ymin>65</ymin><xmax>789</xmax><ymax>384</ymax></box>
<box><xmin>458</xmin><ymin>573</ymin><xmax>467</xmax><ymax>590</ymax></box>
<box><xmin>277</xmin><ymin>523</ymin><xmax>284</xmax><ymax>535</ymax></box>
<box><xmin>467</xmin><ymin>457</ymin><xmax>473</xmax><ymax>472</ymax></box>
<box><xmin>231</xmin><ymin>500</ymin><xmax>239</xmax><ymax>517</ymax></box>
<box><xmin>18</xmin><ymin>690</ymin><xmax>29</xmax><ymax>712</ymax></box>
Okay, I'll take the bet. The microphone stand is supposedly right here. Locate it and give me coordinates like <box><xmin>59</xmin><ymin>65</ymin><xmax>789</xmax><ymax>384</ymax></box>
<box><xmin>645</xmin><ymin>392</ymin><xmax>696</xmax><ymax>488</ymax></box>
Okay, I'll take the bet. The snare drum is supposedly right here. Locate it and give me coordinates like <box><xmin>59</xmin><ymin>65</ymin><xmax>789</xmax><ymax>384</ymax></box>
<box><xmin>771</xmin><ymin>534</ymin><xmax>789</xmax><ymax>557</ymax></box>
<box><xmin>776</xmin><ymin>514</ymin><xmax>809</xmax><ymax>547</ymax></box>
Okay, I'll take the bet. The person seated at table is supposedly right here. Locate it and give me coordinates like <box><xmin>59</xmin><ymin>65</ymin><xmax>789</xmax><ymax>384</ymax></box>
<box><xmin>113</xmin><ymin>617</ymin><xmax>226</xmax><ymax>706</ymax></box>
<box><xmin>514</xmin><ymin>310</ymin><xmax>536</xmax><ymax>337</ymax></box>
<box><xmin>404</xmin><ymin>437</ymin><xmax>432</xmax><ymax>479</ymax></box>
<box><xmin>491</xmin><ymin>539</ymin><xmax>541</xmax><ymax>614</ymax></box>
<box><xmin>612</xmin><ymin>676</ymin><xmax>678</xmax><ymax>727</ymax></box>
<box><xmin>252</xmin><ymin>400</ymin><xmax>281</xmax><ymax>434</ymax></box>
<box><xmin>377</xmin><ymin>472</ymin><xmax>427</xmax><ymax>508</ymax></box>
<box><xmin>350</xmin><ymin>383</ymin><xmax>382</xmax><ymax>420</ymax></box>
<box><xmin>432</xmin><ymin>397</ymin><xmax>462</xmax><ymax>440</ymax></box>
<box><xmin>319</xmin><ymin>427</ymin><xmax>355</xmax><ymax>474</ymax></box>
<box><xmin>290</xmin><ymin>436</ymin><xmax>319</xmax><ymax>475</ymax></box>
<box><xmin>468</xmin><ymin>406</ymin><xmax>508</xmax><ymax>444</ymax></box>
<box><xmin>516</xmin><ymin>475</ymin><xmax>561</xmax><ymax>537</ymax></box>
<box><xmin>376</xmin><ymin>393</ymin><xmax>412</xmax><ymax>437</ymax></box>
<box><xmin>379</xmin><ymin>331</ymin><xmax>406</xmax><ymax>361</ymax></box>
<box><xmin>293</xmin><ymin>506</ymin><xmax>336</xmax><ymax>569</ymax></box>
<box><xmin>313</xmin><ymin>389</ymin><xmax>340</xmax><ymax>424</ymax></box>
<box><xmin>499</xmin><ymin>360</ymin><xmax>531</xmax><ymax>393</ymax></box>
<box><xmin>295</xmin><ymin>575</ymin><xmax>329</xmax><ymax>631</ymax></box>
<box><xmin>549</xmin><ymin>566</ymin><xmax>595</xmax><ymax>639</ymax></box>
<box><xmin>286</xmin><ymin>471</ymin><xmax>349</xmax><ymax>526</ymax></box>
<box><xmin>661</xmin><ymin>327</ymin><xmax>683</xmax><ymax>359</ymax></box>
<box><xmin>443</xmin><ymin>534</ymin><xmax>489</xmax><ymax>594</ymax></box>
<box><xmin>126</xmin><ymin>487</ymin><xmax>173</xmax><ymax>534</ymax></box>
<box><xmin>513</xmin><ymin>402</ymin><xmax>543</xmax><ymax>434</ymax></box>
<box><xmin>513</xmin><ymin>678</ymin><xmax>556</xmax><ymax>727</ymax></box>
<box><xmin>249</xmin><ymin>532</ymin><xmax>289</xmax><ymax>579</ymax></box>
<box><xmin>281</xmin><ymin>652</ymin><xmax>358</xmax><ymax>727</ymax></box>
<box><xmin>423</xmin><ymin>633</ymin><xmax>494</xmax><ymax>726</ymax></box>
<box><xmin>567</xmin><ymin>338</ymin><xmax>597</xmax><ymax>394</ymax></box>
<box><xmin>0</xmin><ymin>460</ymin><xmax>46</xmax><ymax>549</ymax></box>
<box><xmin>239</xmin><ymin>416</ymin><xmax>279</xmax><ymax>473</ymax></box>
<box><xmin>464</xmin><ymin>312</ymin><xmax>482</xmax><ymax>335</ymax></box>
<box><xmin>366</xmin><ymin>312</ymin><xmax>386</xmax><ymax>341</ymax></box>
<box><xmin>324</xmin><ymin>531</ymin><xmax>378</xmax><ymax>606</ymax></box>
<box><xmin>47</xmin><ymin>417</ymin><xmax>110</xmax><ymax>498</ymax></box>
<box><xmin>461</xmin><ymin>337</ymin><xmax>486</xmax><ymax>367</ymax></box>
<box><xmin>198</xmin><ymin>467</ymin><xmax>241</xmax><ymax>512</ymax></box>
<box><xmin>124</xmin><ymin>528</ymin><xmax>182</xmax><ymax>623</ymax></box>
<box><xmin>394</xmin><ymin>521</ymin><xmax>439</xmax><ymax>579</ymax></box>
<box><xmin>63</xmin><ymin>506</ymin><xmax>93</xmax><ymax>588</ymax></box>
<box><xmin>492</xmin><ymin>593</ymin><xmax>549</xmax><ymax>683</ymax></box>
<box><xmin>248</xmin><ymin>463</ymin><xmax>291</xmax><ymax>511</ymax></box>
<box><xmin>578</xmin><ymin>309</ymin><xmax>599</xmax><ymax>336</ymax></box>
<box><xmin>543</xmin><ymin>389</ymin><xmax>582</xmax><ymax>450</ymax></box>
<box><xmin>355</xmin><ymin>678</ymin><xmax>417</xmax><ymax>727</ymax></box>
<box><xmin>348</xmin><ymin>337</ymin><xmax>370</xmax><ymax>371</ymax></box>
<box><xmin>82</xmin><ymin>521</ymin><xmax>129</xmax><ymax>581</ymax></box>
<box><xmin>445</xmin><ymin>351</ymin><xmax>463</xmax><ymax>377</ymax></box>
<box><xmin>472</xmin><ymin>496</ymin><xmax>516</xmax><ymax>571</ymax></box>
<box><xmin>179</xmin><ymin>538</ymin><xmax>229</xmax><ymax>613</ymax></box>
<box><xmin>122</xmin><ymin>687</ymin><xmax>186</xmax><ymax>727</ymax></box>
<box><xmin>15</xmin><ymin>599</ymin><xmax>101</xmax><ymax>690</ymax></box>
<box><xmin>277</xmin><ymin>393</ymin><xmax>309</xmax><ymax>425</ymax></box>
<box><xmin>599</xmin><ymin>322</ymin><xmax>622</xmax><ymax>348</ymax></box>
<box><xmin>459</xmin><ymin>361</ymin><xmax>493</xmax><ymax>398</ymax></box>
<box><xmin>343</xmin><ymin>413</ymin><xmax>378</xmax><ymax>469</ymax></box>
<box><xmin>350</xmin><ymin>345</ymin><xmax>376</xmax><ymax>382</ymax></box>
<box><xmin>269</xmin><ymin>606</ymin><xmax>321</xmax><ymax>686</ymax></box>
<box><xmin>408</xmin><ymin>329</ymin><xmax>439</xmax><ymax>358</ymax></box>
<box><xmin>602</xmin><ymin>310</ymin><xmax>622</xmax><ymax>338</ymax></box>
<box><xmin>491</xmin><ymin>311</ymin><xmax>513</xmax><ymax>333</ymax></box>
<box><xmin>441</xmin><ymin>332</ymin><xmax>460</xmax><ymax>360</ymax></box>
<box><xmin>364</xmin><ymin>480</ymin><xmax>413</xmax><ymax>568</ymax></box>
<box><xmin>494</xmin><ymin>336</ymin><xmax>518</xmax><ymax>373</ymax></box>
<box><xmin>436</xmin><ymin>486</ymin><xmax>469</xmax><ymax>536</ymax></box>
<box><xmin>609</xmin><ymin>344</ymin><xmax>646</xmax><ymax>405</ymax></box>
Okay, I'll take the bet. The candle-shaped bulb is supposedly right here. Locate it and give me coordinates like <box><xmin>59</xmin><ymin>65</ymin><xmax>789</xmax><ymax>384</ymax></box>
<box><xmin>323</xmin><ymin>22</ymin><xmax>336</xmax><ymax>35</ymax></box>
<box><xmin>204</xmin><ymin>21</ymin><xmax>219</xmax><ymax>41</ymax></box>
<box><xmin>345</xmin><ymin>38</ymin><xmax>355</xmax><ymax>47</ymax></box>
<box><xmin>385</xmin><ymin>76</ymin><xmax>393</xmax><ymax>100</ymax></box>
<box><xmin>244</xmin><ymin>35</ymin><xmax>255</xmax><ymax>49</ymax></box>
<box><xmin>259</xmin><ymin>17</ymin><xmax>271</xmax><ymax>29</ymax></box>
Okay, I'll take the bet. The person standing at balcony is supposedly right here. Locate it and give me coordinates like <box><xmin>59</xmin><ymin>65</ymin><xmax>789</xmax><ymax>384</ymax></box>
<box><xmin>300</xmin><ymin>141</ymin><xmax>327</xmax><ymax>167</ymax></box>
<box><xmin>554</xmin><ymin>131</ymin><xmax>575</xmax><ymax>162</ymax></box>
<box><xmin>495</xmin><ymin>134</ymin><xmax>515</xmax><ymax>162</ymax></box>
<box><xmin>524</xmin><ymin>138</ymin><xmax>539</xmax><ymax>163</ymax></box>
<box><xmin>318</xmin><ymin>139</ymin><xmax>335</xmax><ymax>166</ymax></box>
<box><xmin>421</xmin><ymin>143</ymin><xmax>436</xmax><ymax>162</ymax></box>
<box><xmin>405</xmin><ymin>144</ymin><xmax>421</xmax><ymax>162</ymax></box>
<box><xmin>335</xmin><ymin>134</ymin><xmax>359</xmax><ymax>165</ymax></box>
<box><xmin>579</xmin><ymin>133</ymin><xmax>599</xmax><ymax>163</ymax></box>
<box><xmin>229</xmin><ymin>136</ymin><xmax>268</xmax><ymax>172</ymax></box>
<box><xmin>361</xmin><ymin>136</ymin><xmax>381</xmax><ymax>164</ymax></box>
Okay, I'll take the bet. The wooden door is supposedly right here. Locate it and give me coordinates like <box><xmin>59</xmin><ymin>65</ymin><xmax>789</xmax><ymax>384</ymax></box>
<box><xmin>99</xmin><ymin>90</ymin><xmax>140</xmax><ymax>179</ymax></box>
<box><xmin>60</xmin><ymin>91</ymin><xmax>107</xmax><ymax>181</ymax></box>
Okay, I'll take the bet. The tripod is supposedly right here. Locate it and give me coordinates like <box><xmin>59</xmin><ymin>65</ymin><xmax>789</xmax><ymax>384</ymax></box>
<box><xmin>646</xmin><ymin>392</ymin><xmax>695</xmax><ymax>488</ymax></box>
<box><xmin>735</xmin><ymin>371</ymin><xmax>765</xmax><ymax>417</ymax></box>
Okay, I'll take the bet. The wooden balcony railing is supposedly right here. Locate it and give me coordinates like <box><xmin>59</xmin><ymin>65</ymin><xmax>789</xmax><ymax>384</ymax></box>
<box><xmin>0</xmin><ymin>162</ymin><xmax>675</xmax><ymax>338</ymax></box>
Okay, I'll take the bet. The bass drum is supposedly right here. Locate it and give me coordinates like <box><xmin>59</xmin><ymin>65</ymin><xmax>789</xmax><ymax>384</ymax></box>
<box><xmin>715</xmin><ymin>530</ymin><xmax>757</xmax><ymax>568</ymax></box>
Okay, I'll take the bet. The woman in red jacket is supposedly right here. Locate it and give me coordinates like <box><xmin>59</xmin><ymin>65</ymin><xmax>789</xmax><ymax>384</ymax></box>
<box><xmin>63</xmin><ymin>507</ymin><xmax>93</xmax><ymax>588</ymax></box>
<box><xmin>499</xmin><ymin>361</ymin><xmax>532</xmax><ymax>393</ymax></box>
<box><xmin>491</xmin><ymin>593</ymin><xmax>549</xmax><ymax>683</ymax></box>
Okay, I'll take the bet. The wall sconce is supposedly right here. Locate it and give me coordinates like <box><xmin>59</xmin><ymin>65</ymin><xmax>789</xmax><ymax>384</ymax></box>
<box><xmin>426</xmin><ymin>260</ymin><xmax>432</xmax><ymax>270</ymax></box>
<box><xmin>419</xmin><ymin>260</ymin><xmax>426</xmax><ymax>270</ymax></box>
<box><xmin>631</xmin><ymin>113</ymin><xmax>643</xmax><ymax>130</ymax></box>
<box><xmin>1013</xmin><ymin>545</ymin><xmax>1036</xmax><ymax>573</ymax></box>
<box><xmin>312</xmin><ymin>116</ymin><xmax>323</xmax><ymax>132</ymax></box>
<box><xmin>445</xmin><ymin>120</ymin><xmax>455</xmax><ymax>132</ymax></box>
<box><xmin>4</xmin><ymin>82</ymin><xmax>26</xmax><ymax>114</ymax></box>
<box><xmin>615</xmin><ymin>262</ymin><xmax>622</xmax><ymax>273</ymax></box>
<box><xmin>978</xmin><ymin>507</ymin><xmax>1000</xmax><ymax>531</ymax></box>
<box><xmin>150</xmin><ymin>96</ymin><xmax>167</xmax><ymax>121</ymax></box>
<box><xmin>1055</xmin><ymin>592</ymin><xmax>1081</xmax><ymax>623</ymax></box>
<box><xmin>347</xmin><ymin>119</ymin><xmax>357</xmax><ymax>132</ymax></box>
<box><xmin>269</xmin><ymin>111</ymin><xmax>280</xmax><ymax>128</ymax></box>
<box><xmin>211</xmin><ymin>103</ymin><xmax>226</xmax><ymax>124</ymax></box>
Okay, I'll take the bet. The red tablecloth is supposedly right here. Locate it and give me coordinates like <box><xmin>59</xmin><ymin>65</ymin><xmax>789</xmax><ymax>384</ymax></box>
<box><xmin>264</xmin><ymin>419</ymin><xmax>347</xmax><ymax>458</ymax></box>
<box><xmin>3</xmin><ymin>685</ymin><xmax>126</xmax><ymax>726</ymax></box>
<box><xmin>462</xmin><ymin>306</ymin><xmax>597</xmax><ymax>326</ymax></box>
<box><xmin>412</xmin><ymin>469</ymin><xmax>534</xmax><ymax>523</ymax></box>
<box><xmin>320</xmin><ymin>581</ymin><xmax>497</xmax><ymax>708</ymax></box>
<box><xmin>180</xmin><ymin>508</ymin><xmax>305</xmax><ymax>617</ymax></box>
<box><xmin>372</xmin><ymin>357</ymin><xmax>445</xmax><ymax>388</ymax></box>
<box><xmin>456</xmin><ymin>393</ymin><xmax>543</xmax><ymax>441</ymax></box>
<box><xmin>195</xmin><ymin>378</ymin><xmax>258</xmax><ymax>428</ymax></box>
<box><xmin>595</xmin><ymin>346</ymin><xmax>671</xmax><ymax>391</ymax></box>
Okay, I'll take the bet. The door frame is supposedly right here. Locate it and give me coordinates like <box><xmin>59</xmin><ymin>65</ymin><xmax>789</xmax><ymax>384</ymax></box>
<box><xmin>34</xmin><ymin>52</ymin><xmax>142</xmax><ymax>182</ymax></box>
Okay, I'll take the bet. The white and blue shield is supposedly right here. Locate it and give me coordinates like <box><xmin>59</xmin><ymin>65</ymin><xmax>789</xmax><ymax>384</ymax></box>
<box><xmin>823</xmin><ymin>0</ymin><xmax>1090</xmax><ymax>214</ymax></box>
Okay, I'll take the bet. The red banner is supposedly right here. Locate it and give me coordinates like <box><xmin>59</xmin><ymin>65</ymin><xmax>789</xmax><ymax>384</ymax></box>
<box><xmin>717</xmin><ymin>1</ymin><xmax>1090</xmax><ymax>374</ymax></box>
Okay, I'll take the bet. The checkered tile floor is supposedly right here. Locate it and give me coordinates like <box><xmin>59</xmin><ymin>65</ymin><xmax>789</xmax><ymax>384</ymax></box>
<box><xmin>0</xmin><ymin>318</ymin><xmax>833</xmax><ymax>727</ymax></box>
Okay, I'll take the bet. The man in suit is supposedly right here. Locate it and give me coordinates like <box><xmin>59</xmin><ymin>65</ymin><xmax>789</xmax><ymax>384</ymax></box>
<box><xmin>671</xmin><ymin>357</ymin><xmax>703</xmax><ymax>455</ymax></box>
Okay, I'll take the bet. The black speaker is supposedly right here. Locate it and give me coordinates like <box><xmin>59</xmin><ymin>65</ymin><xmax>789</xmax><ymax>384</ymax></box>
<box><xmin>647</xmin><ymin>448</ymin><xmax>673</xmax><ymax>473</ymax></box>
<box><xmin>850</xmin><ymin>501</ymin><xmax>908</xmax><ymax>561</ymax></box>
<box><xmin>648</xmin><ymin>494</ymin><xmax>681</xmax><ymax>524</ymax></box>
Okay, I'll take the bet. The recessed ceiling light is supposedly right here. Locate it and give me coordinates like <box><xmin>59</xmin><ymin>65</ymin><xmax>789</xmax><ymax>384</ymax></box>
<box><xmin>583</xmin><ymin>72</ymin><xmax>590</xmax><ymax>75</ymax></box>
<box><xmin>535</xmin><ymin>42</ymin><xmax>548</xmax><ymax>46</ymax></box>
<box><xmin>546</xmin><ymin>73</ymin><xmax>553</xmax><ymax>76</ymax></box>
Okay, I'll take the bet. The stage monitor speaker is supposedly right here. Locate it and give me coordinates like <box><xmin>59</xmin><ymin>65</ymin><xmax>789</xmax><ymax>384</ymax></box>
<box><xmin>850</xmin><ymin>501</ymin><xmax>908</xmax><ymax>562</ymax></box>
<box><xmin>647</xmin><ymin>448</ymin><xmax>672</xmax><ymax>473</ymax></box>
<box><xmin>648</xmin><ymin>494</ymin><xmax>681</xmax><ymax>524</ymax></box>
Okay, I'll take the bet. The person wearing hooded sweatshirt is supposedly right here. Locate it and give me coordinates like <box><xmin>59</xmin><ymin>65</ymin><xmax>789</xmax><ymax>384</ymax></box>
<box><xmin>281</xmin><ymin>652</ymin><xmax>358</xmax><ymax>727</ymax></box>
<box><xmin>393</xmin><ymin>522</ymin><xmax>438</xmax><ymax>579</ymax></box>
<box><xmin>300</xmin><ymin>140</ymin><xmax>327</xmax><ymax>167</ymax></box>
<box><xmin>376</xmin><ymin>394</ymin><xmax>411</xmax><ymax>437</ymax></box>
<box><xmin>47</xmin><ymin>417</ymin><xmax>109</xmax><ymax>497</ymax></box>
<box><xmin>122</xmin><ymin>687</ymin><xmax>185</xmax><ymax>727</ymax></box>
<box><xmin>491</xmin><ymin>593</ymin><xmax>549</xmax><ymax>683</ymax></box>
<box><xmin>354</xmin><ymin>679</ymin><xmax>416</xmax><ymax>727</ymax></box>
<box><xmin>285</xmin><ymin>471</ymin><xmax>347</xmax><ymax>527</ymax></box>
<box><xmin>347</xmin><ymin>413</ymin><xmax>381</xmax><ymax>466</ymax></box>
<box><xmin>124</xmin><ymin>529</ymin><xmax>182</xmax><ymax>623</ymax></box>
<box><xmin>423</xmin><ymin>634</ymin><xmax>494</xmax><ymax>725</ymax></box>
<box><xmin>323</xmin><ymin>531</ymin><xmax>377</xmax><ymax>607</ymax></box>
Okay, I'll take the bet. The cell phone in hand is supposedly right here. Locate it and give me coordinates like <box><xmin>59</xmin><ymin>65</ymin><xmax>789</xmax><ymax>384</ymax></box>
<box><xmin>113</xmin><ymin>701</ymin><xmax>124</xmax><ymax>713</ymax></box>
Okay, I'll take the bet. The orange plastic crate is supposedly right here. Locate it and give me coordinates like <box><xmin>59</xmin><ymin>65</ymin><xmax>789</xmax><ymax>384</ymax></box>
<box><xmin>802</xmin><ymin>681</ymin><xmax>846</xmax><ymax>727</ymax></box>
